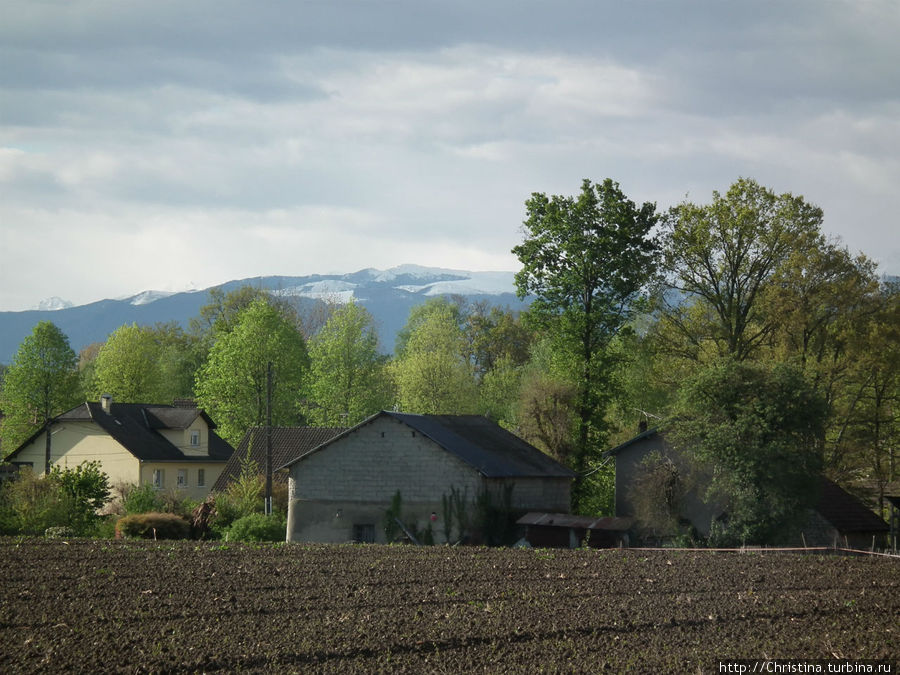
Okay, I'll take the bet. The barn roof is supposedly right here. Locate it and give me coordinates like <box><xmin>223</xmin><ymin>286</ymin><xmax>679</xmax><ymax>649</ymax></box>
<box><xmin>212</xmin><ymin>426</ymin><xmax>346</xmax><ymax>491</ymax></box>
<box><xmin>280</xmin><ymin>410</ymin><xmax>577</xmax><ymax>480</ymax></box>
<box><xmin>517</xmin><ymin>512</ymin><xmax>633</xmax><ymax>532</ymax></box>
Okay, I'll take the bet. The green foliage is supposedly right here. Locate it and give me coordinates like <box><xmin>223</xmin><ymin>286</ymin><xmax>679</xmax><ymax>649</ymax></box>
<box><xmin>390</xmin><ymin>303</ymin><xmax>478</xmax><ymax>414</ymax></box>
<box><xmin>49</xmin><ymin>460</ymin><xmax>111</xmax><ymax>512</ymax></box>
<box><xmin>226</xmin><ymin>512</ymin><xmax>286</xmax><ymax>542</ymax></box>
<box><xmin>195</xmin><ymin>298</ymin><xmax>310</xmax><ymax>446</ymax></box>
<box><xmin>122</xmin><ymin>483</ymin><xmax>163</xmax><ymax>514</ymax></box>
<box><xmin>383</xmin><ymin>490</ymin><xmax>403</xmax><ymax>543</ymax></box>
<box><xmin>0</xmin><ymin>321</ymin><xmax>81</xmax><ymax>455</ymax></box>
<box><xmin>0</xmin><ymin>467</ymin><xmax>72</xmax><ymax>535</ymax></box>
<box><xmin>305</xmin><ymin>300</ymin><xmax>392</xmax><ymax>426</ymax></box>
<box><xmin>0</xmin><ymin>462</ymin><xmax>110</xmax><ymax>536</ymax></box>
<box><xmin>513</xmin><ymin>178</ymin><xmax>660</xmax><ymax>510</ymax></box>
<box><xmin>44</xmin><ymin>525</ymin><xmax>77</xmax><ymax>538</ymax></box>
<box><xmin>472</xmin><ymin>484</ymin><xmax>516</xmax><ymax>546</ymax></box>
<box><xmin>660</xmin><ymin>177</ymin><xmax>824</xmax><ymax>362</ymax></box>
<box><xmin>669</xmin><ymin>357</ymin><xmax>826</xmax><ymax>545</ymax></box>
<box><xmin>115</xmin><ymin>512</ymin><xmax>191</xmax><ymax>539</ymax></box>
<box><xmin>91</xmin><ymin>323</ymin><xmax>166</xmax><ymax>402</ymax></box>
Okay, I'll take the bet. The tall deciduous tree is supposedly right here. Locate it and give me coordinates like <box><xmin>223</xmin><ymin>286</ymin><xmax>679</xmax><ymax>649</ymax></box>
<box><xmin>305</xmin><ymin>300</ymin><xmax>391</xmax><ymax>426</ymax></box>
<box><xmin>513</xmin><ymin>178</ymin><xmax>659</xmax><ymax>509</ymax></box>
<box><xmin>0</xmin><ymin>321</ymin><xmax>81</xmax><ymax>462</ymax></box>
<box><xmin>669</xmin><ymin>358</ymin><xmax>826</xmax><ymax>545</ymax></box>
<box><xmin>91</xmin><ymin>323</ymin><xmax>166</xmax><ymax>403</ymax></box>
<box><xmin>660</xmin><ymin>178</ymin><xmax>823</xmax><ymax>362</ymax></box>
<box><xmin>195</xmin><ymin>299</ymin><xmax>310</xmax><ymax>446</ymax></box>
<box><xmin>390</xmin><ymin>302</ymin><xmax>478</xmax><ymax>415</ymax></box>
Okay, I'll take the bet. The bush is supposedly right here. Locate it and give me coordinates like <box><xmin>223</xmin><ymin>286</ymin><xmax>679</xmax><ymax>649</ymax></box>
<box><xmin>0</xmin><ymin>467</ymin><xmax>73</xmax><ymax>535</ymax></box>
<box><xmin>122</xmin><ymin>483</ymin><xmax>162</xmax><ymax>515</ymax></box>
<box><xmin>45</xmin><ymin>525</ymin><xmax>77</xmax><ymax>538</ymax></box>
<box><xmin>226</xmin><ymin>512</ymin><xmax>286</xmax><ymax>542</ymax></box>
<box><xmin>116</xmin><ymin>512</ymin><xmax>190</xmax><ymax>540</ymax></box>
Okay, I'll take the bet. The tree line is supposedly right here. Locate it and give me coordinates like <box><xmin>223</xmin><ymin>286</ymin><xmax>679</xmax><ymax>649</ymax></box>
<box><xmin>1</xmin><ymin>177</ymin><xmax>896</xmax><ymax>540</ymax></box>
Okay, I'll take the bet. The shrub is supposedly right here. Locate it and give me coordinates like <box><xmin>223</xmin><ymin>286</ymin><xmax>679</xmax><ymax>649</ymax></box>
<box><xmin>226</xmin><ymin>512</ymin><xmax>286</xmax><ymax>542</ymax></box>
<box><xmin>116</xmin><ymin>512</ymin><xmax>190</xmax><ymax>540</ymax></box>
<box><xmin>45</xmin><ymin>525</ymin><xmax>77</xmax><ymax>538</ymax></box>
<box><xmin>122</xmin><ymin>483</ymin><xmax>162</xmax><ymax>514</ymax></box>
<box><xmin>0</xmin><ymin>467</ymin><xmax>72</xmax><ymax>534</ymax></box>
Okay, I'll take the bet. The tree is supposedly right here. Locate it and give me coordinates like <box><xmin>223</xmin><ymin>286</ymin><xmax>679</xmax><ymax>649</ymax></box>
<box><xmin>0</xmin><ymin>321</ymin><xmax>81</xmax><ymax>463</ymax></box>
<box><xmin>195</xmin><ymin>299</ymin><xmax>310</xmax><ymax>446</ymax></box>
<box><xmin>90</xmin><ymin>323</ymin><xmax>166</xmax><ymax>403</ymax></box>
<box><xmin>668</xmin><ymin>357</ymin><xmax>826</xmax><ymax>545</ymax></box>
<box><xmin>513</xmin><ymin>178</ymin><xmax>659</xmax><ymax>509</ymax></box>
<box><xmin>305</xmin><ymin>300</ymin><xmax>392</xmax><ymax>426</ymax></box>
<box><xmin>660</xmin><ymin>178</ymin><xmax>823</xmax><ymax>362</ymax></box>
<box><xmin>390</xmin><ymin>302</ymin><xmax>478</xmax><ymax>414</ymax></box>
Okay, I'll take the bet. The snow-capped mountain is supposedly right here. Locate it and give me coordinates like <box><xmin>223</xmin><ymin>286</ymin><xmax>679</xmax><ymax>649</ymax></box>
<box><xmin>32</xmin><ymin>296</ymin><xmax>74</xmax><ymax>311</ymax></box>
<box><xmin>0</xmin><ymin>266</ymin><xmax>526</xmax><ymax>363</ymax></box>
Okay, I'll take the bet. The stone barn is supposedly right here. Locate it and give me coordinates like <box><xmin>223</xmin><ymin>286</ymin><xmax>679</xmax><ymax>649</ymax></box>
<box><xmin>282</xmin><ymin>411</ymin><xmax>576</xmax><ymax>544</ymax></box>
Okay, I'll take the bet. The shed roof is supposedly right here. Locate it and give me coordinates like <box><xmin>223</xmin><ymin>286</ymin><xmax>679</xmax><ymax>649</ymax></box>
<box><xmin>517</xmin><ymin>512</ymin><xmax>633</xmax><ymax>532</ymax></box>
<box><xmin>212</xmin><ymin>426</ymin><xmax>346</xmax><ymax>492</ymax></box>
<box><xmin>281</xmin><ymin>410</ymin><xmax>577</xmax><ymax>479</ymax></box>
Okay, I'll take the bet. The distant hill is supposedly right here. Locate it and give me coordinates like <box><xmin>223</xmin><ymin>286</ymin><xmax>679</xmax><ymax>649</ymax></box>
<box><xmin>0</xmin><ymin>266</ymin><xmax>528</xmax><ymax>364</ymax></box>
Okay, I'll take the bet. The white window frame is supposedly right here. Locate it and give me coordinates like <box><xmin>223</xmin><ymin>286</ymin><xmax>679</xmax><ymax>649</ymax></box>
<box><xmin>177</xmin><ymin>469</ymin><xmax>188</xmax><ymax>488</ymax></box>
<box><xmin>190</xmin><ymin>430</ymin><xmax>200</xmax><ymax>447</ymax></box>
<box><xmin>197</xmin><ymin>468</ymin><xmax>206</xmax><ymax>487</ymax></box>
<box><xmin>152</xmin><ymin>469</ymin><xmax>165</xmax><ymax>489</ymax></box>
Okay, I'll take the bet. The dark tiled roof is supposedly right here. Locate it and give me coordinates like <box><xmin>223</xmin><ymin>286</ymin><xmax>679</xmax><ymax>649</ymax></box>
<box><xmin>7</xmin><ymin>401</ymin><xmax>233</xmax><ymax>464</ymax></box>
<box><xmin>213</xmin><ymin>426</ymin><xmax>346</xmax><ymax>492</ymax></box>
<box><xmin>282</xmin><ymin>411</ymin><xmax>576</xmax><ymax>480</ymax></box>
<box><xmin>817</xmin><ymin>478</ymin><xmax>889</xmax><ymax>534</ymax></box>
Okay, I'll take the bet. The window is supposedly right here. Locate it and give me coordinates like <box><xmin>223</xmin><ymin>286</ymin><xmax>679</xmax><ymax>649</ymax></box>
<box><xmin>152</xmin><ymin>469</ymin><xmax>165</xmax><ymax>489</ymax></box>
<box><xmin>353</xmin><ymin>524</ymin><xmax>376</xmax><ymax>543</ymax></box>
<box><xmin>197</xmin><ymin>469</ymin><xmax>205</xmax><ymax>487</ymax></box>
<box><xmin>190</xmin><ymin>430</ymin><xmax>200</xmax><ymax>447</ymax></box>
<box><xmin>177</xmin><ymin>469</ymin><xmax>188</xmax><ymax>488</ymax></box>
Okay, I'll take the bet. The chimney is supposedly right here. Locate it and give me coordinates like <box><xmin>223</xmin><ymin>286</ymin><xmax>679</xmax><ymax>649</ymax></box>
<box><xmin>101</xmin><ymin>394</ymin><xmax>113</xmax><ymax>414</ymax></box>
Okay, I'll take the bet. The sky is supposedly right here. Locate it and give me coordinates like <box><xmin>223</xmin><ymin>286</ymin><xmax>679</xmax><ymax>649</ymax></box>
<box><xmin>1</xmin><ymin>1</ymin><xmax>899</xmax><ymax>311</ymax></box>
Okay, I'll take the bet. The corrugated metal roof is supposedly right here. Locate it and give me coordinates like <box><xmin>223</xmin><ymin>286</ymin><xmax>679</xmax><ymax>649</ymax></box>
<box><xmin>517</xmin><ymin>512</ymin><xmax>633</xmax><ymax>531</ymax></box>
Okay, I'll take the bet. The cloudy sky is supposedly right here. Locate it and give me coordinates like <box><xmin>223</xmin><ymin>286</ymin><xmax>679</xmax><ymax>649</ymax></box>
<box><xmin>1</xmin><ymin>1</ymin><xmax>898</xmax><ymax>311</ymax></box>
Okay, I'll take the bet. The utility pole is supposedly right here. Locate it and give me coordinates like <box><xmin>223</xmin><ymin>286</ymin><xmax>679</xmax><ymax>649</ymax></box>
<box><xmin>265</xmin><ymin>361</ymin><xmax>273</xmax><ymax>516</ymax></box>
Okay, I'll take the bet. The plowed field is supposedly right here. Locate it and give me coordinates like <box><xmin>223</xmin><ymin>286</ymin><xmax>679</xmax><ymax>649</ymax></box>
<box><xmin>1</xmin><ymin>538</ymin><xmax>897</xmax><ymax>673</ymax></box>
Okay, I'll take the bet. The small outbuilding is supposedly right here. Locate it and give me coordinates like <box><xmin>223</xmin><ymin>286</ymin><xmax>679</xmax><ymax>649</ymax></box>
<box><xmin>516</xmin><ymin>512</ymin><xmax>633</xmax><ymax>549</ymax></box>
<box><xmin>282</xmin><ymin>411</ymin><xmax>576</xmax><ymax>544</ymax></box>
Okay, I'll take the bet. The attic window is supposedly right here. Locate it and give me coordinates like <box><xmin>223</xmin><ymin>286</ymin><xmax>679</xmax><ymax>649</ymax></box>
<box><xmin>190</xmin><ymin>430</ymin><xmax>200</xmax><ymax>447</ymax></box>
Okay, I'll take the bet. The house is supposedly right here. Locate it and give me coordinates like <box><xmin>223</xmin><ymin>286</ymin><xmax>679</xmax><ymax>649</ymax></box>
<box><xmin>281</xmin><ymin>410</ymin><xmax>577</xmax><ymax>544</ymax></box>
<box><xmin>609</xmin><ymin>428</ymin><xmax>890</xmax><ymax>547</ymax></box>
<box><xmin>4</xmin><ymin>396</ymin><xmax>234</xmax><ymax>501</ymax></box>
<box><xmin>211</xmin><ymin>426</ymin><xmax>346</xmax><ymax>493</ymax></box>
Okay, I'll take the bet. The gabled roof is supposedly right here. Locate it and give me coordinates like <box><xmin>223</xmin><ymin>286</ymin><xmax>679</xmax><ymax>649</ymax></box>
<box><xmin>281</xmin><ymin>411</ymin><xmax>576</xmax><ymax>479</ymax></box>
<box><xmin>606</xmin><ymin>427</ymin><xmax>661</xmax><ymax>456</ymax></box>
<box><xmin>6</xmin><ymin>401</ymin><xmax>233</xmax><ymax>464</ymax></box>
<box><xmin>212</xmin><ymin>426</ymin><xmax>346</xmax><ymax>492</ymax></box>
<box><xmin>817</xmin><ymin>478</ymin><xmax>889</xmax><ymax>534</ymax></box>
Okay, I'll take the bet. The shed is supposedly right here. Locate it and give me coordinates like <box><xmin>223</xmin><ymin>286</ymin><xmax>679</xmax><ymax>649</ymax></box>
<box><xmin>516</xmin><ymin>512</ymin><xmax>633</xmax><ymax>549</ymax></box>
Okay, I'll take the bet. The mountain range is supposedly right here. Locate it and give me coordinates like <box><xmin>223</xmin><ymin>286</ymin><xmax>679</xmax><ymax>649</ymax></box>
<box><xmin>0</xmin><ymin>266</ymin><xmax>528</xmax><ymax>364</ymax></box>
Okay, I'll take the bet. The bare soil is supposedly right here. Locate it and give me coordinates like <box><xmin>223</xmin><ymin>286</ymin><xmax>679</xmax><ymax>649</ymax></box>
<box><xmin>1</xmin><ymin>538</ymin><xmax>897</xmax><ymax>673</ymax></box>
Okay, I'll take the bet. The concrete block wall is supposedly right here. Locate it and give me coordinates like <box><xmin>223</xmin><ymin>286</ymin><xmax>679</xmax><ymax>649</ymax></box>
<box><xmin>290</xmin><ymin>415</ymin><xmax>482</xmax><ymax>504</ymax></box>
